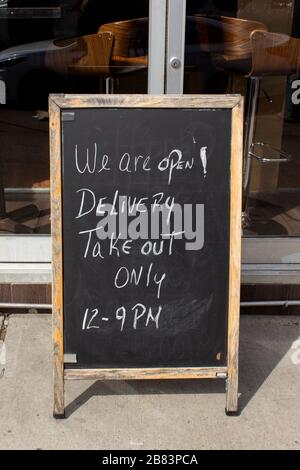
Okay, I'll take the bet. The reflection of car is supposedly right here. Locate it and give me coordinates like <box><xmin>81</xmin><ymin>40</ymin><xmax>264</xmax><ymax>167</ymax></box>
<box><xmin>0</xmin><ymin>39</ymin><xmax>71</xmax><ymax>106</ymax></box>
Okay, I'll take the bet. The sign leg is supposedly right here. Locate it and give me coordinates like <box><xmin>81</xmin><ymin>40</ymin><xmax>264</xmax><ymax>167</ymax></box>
<box><xmin>225</xmin><ymin>370</ymin><xmax>239</xmax><ymax>416</ymax></box>
<box><xmin>53</xmin><ymin>364</ymin><xmax>65</xmax><ymax>419</ymax></box>
<box><xmin>53</xmin><ymin>327</ymin><xmax>65</xmax><ymax>418</ymax></box>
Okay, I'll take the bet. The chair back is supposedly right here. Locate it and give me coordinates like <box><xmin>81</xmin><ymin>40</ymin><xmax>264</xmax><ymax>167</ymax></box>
<box><xmin>98</xmin><ymin>18</ymin><xmax>148</xmax><ymax>61</ymax></box>
<box><xmin>250</xmin><ymin>30</ymin><xmax>300</xmax><ymax>76</ymax></box>
<box><xmin>195</xmin><ymin>15</ymin><xmax>267</xmax><ymax>74</ymax></box>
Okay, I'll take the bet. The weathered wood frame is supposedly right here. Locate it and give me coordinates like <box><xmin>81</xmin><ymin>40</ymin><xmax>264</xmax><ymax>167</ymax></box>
<box><xmin>50</xmin><ymin>94</ymin><xmax>243</xmax><ymax>418</ymax></box>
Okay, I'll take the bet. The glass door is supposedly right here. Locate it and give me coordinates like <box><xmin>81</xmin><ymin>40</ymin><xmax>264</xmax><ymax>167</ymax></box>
<box><xmin>4</xmin><ymin>0</ymin><xmax>300</xmax><ymax>282</ymax></box>
<box><xmin>169</xmin><ymin>0</ymin><xmax>300</xmax><ymax>281</ymax></box>
<box><xmin>0</xmin><ymin>0</ymin><xmax>151</xmax><ymax>269</ymax></box>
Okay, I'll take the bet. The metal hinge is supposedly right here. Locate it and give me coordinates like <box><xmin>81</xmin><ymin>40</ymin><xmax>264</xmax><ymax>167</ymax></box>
<box><xmin>62</xmin><ymin>111</ymin><xmax>75</xmax><ymax>122</ymax></box>
<box><xmin>216</xmin><ymin>372</ymin><xmax>227</xmax><ymax>379</ymax></box>
<box><xmin>64</xmin><ymin>353</ymin><xmax>77</xmax><ymax>363</ymax></box>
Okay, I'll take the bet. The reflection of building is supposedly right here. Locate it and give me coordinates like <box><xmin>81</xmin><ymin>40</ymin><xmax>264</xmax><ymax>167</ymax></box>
<box><xmin>0</xmin><ymin>1</ymin><xmax>82</xmax><ymax>50</ymax></box>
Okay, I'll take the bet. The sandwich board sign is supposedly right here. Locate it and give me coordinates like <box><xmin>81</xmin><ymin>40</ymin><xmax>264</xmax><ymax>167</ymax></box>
<box><xmin>50</xmin><ymin>94</ymin><xmax>243</xmax><ymax>418</ymax></box>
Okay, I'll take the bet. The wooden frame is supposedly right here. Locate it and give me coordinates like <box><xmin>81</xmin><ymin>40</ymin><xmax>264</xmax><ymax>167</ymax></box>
<box><xmin>50</xmin><ymin>94</ymin><xmax>243</xmax><ymax>418</ymax></box>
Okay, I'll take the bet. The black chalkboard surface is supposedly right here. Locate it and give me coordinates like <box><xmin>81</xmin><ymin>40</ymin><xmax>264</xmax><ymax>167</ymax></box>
<box><xmin>62</xmin><ymin>107</ymin><xmax>230</xmax><ymax>368</ymax></box>
<box><xmin>50</xmin><ymin>94</ymin><xmax>243</xmax><ymax>417</ymax></box>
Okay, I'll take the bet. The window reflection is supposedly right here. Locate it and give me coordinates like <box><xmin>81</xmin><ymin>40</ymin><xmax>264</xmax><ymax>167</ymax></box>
<box><xmin>0</xmin><ymin>0</ymin><xmax>149</xmax><ymax>234</ymax></box>
<box><xmin>185</xmin><ymin>0</ymin><xmax>300</xmax><ymax>237</ymax></box>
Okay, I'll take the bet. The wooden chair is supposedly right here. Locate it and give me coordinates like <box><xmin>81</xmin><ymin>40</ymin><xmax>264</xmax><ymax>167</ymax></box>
<box><xmin>46</xmin><ymin>18</ymin><xmax>148</xmax><ymax>93</ymax></box>
<box><xmin>250</xmin><ymin>30</ymin><xmax>300</xmax><ymax>77</ymax></box>
<box><xmin>196</xmin><ymin>15</ymin><xmax>267</xmax><ymax>64</ymax></box>
<box><xmin>68</xmin><ymin>18</ymin><xmax>148</xmax><ymax>93</ymax></box>
<box><xmin>67</xmin><ymin>31</ymin><xmax>114</xmax><ymax>83</ymax></box>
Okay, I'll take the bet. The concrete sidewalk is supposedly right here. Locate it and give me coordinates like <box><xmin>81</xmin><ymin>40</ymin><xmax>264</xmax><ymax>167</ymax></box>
<box><xmin>0</xmin><ymin>314</ymin><xmax>299</xmax><ymax>450</ymax></box>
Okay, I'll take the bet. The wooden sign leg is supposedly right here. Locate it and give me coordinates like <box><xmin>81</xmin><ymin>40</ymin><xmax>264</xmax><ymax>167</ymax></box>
<box><xmin>225</xmin><ymin>366</ymin><xmax>239</xmax><ymax>416</ymax></box>
<box><xmin>225</xmin><ymin>303</ymin><xmax>240</xmax><ymax>416</ymax></box>
<box><xmin>53</xmin><ymin>358</ymin><xmax>65</xmax><ymax>419</ymax></box>
<box><xmin>53</xmin><ymin>325</ymin><xmax>65</xmax><ymax>418</ymax></box>
<box><xmin>225</xmin><ymin>289</ymin><xmax>240</xmax><ymax>415</ymax></box>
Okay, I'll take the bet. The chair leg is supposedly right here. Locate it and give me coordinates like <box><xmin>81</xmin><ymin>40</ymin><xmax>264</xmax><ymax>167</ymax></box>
<box><xmin>0</xmin><ymin>187</ymin><xmax>6</xmax><ymax>218</ymax></box>
<box><xmin>242</xmin><ymin>76</ymin><xmax>261</xmax><ymax>228</ymax></box>
<box><xmin>0</xmin><ymin>187</ymin><xmax>37</xmax><ymax>233</ymax></box>
<box><xmin>104</xmin><ymin>77</ymin><xmax>115</xmax><ymax>94</ymax></box>
<box><xmin>228</xmin><ymin>72</ymin><xmax>234</xmax><ymax>93</ymax></box>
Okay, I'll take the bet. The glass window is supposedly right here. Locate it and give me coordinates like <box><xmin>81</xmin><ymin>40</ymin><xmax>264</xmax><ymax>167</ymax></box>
<box><xmin>185</xmin><ymin>0</ymin><xmax>300</xmax><ymax>238</ymax></box>
<box><xmin>0</xmin><ymin>0</ymin><xmax>149</xmax><ymax>235</ymax></box>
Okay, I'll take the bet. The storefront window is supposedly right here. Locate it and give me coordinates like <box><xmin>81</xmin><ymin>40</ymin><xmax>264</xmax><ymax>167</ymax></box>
<box><xmin>185</xmin><ymin>0</ymin><xmax>300</xmax><ymax>238</ymax></box>
<box><xmin>0</xmin><ymin>0</ymin><xmax>149</xmax><ymax>236</ymax></box>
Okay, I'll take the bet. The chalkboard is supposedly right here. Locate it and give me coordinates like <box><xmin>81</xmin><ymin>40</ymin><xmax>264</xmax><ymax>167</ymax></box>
<box><xmin>50</xmin><ymin>94</ymin><xmax>243</xmax><ymax>418</ymax></box>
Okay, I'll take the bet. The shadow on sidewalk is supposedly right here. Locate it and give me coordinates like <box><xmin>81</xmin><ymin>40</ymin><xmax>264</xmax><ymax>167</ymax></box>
<box><xmin>64</xmin><ymin>316</ymin><xmax>300</xmax><ymax>417</ymax></box>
